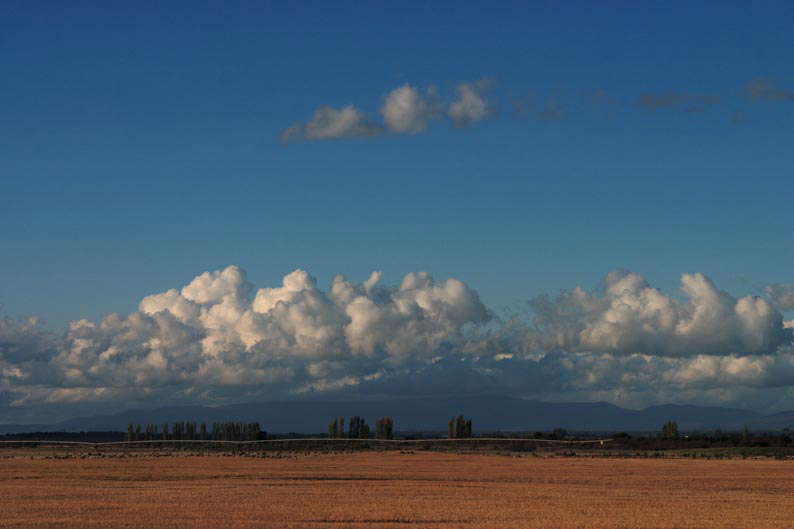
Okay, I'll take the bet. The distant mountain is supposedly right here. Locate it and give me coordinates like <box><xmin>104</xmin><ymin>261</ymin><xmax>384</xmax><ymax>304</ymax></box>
<box><xmin>1</xmin><ymin>396</ymin><xmax>790</xmax><ymax>435</ymax></box>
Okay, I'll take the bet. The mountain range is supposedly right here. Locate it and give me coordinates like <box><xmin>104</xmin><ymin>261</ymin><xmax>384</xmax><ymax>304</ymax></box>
<box><xmin>2</xmin><ymin>396</ymin><xmax>793</xmax><ymax>435</ymax></box>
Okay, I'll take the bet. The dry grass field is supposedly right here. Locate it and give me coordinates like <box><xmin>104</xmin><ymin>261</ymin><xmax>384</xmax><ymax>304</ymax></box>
<box><xmin>1</xmin><ymin>451</ymin><xmax>793</xmax><ymax>528</ymax></box>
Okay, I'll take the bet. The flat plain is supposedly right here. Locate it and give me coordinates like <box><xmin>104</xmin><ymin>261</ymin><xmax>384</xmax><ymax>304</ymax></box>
<box><xmin>1</xmin><ymin>451</ymin><xmax>793</xmax><ymax>528</ymax></box>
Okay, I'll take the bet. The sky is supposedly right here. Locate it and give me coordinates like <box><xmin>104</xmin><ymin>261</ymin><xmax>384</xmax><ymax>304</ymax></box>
<box><xmin>1</xmin><ymin>1</ymin><xmax>793</xmax><ymax>423</ymax></box>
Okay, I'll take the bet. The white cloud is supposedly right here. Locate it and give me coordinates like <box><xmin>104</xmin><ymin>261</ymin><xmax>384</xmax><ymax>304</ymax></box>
<box><xmin>381</xmin><ymin>84</ymin><xmax>431</xmax><ymax>134</ymax></box>
<box><xmin>280</xmin><ymin>79</ymin><xmax>492</xmax><ymax>142</ymax></box>
<box><xmin>530</xmin><ymin>270</ymin><xmax>788</xmax><ymax>356</ymax></box>
<box><xmin>279</xmin><ymin>105</ymin><xmax>383</xmax><ymax>142</ymax></box>
<box><xmin>2</xmin><ymin>267</ymin><xmax>793</xmax><ymax>413</ymax></box>
<box><xmin>448</xmin><ymin>79</ymin><xmax>491</xmax><ymax>126</ymax></box>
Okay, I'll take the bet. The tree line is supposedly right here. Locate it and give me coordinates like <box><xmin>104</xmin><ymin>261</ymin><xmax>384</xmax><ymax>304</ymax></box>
<box><xmin>125</xmin><ymin>421</ymin><xmax>263</xmax><ymax>442</ymax></box>
<box><xmin>327</xmin><ymin>416</ymin><xmax>394</xmax><ymax>439</ymax></box>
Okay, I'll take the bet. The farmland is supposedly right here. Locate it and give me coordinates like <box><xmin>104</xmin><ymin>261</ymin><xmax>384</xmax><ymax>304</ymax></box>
<box><xmin>1</xmin><ymin>451</ymin><xmax>793</xmax><ymax>528</ymax></box>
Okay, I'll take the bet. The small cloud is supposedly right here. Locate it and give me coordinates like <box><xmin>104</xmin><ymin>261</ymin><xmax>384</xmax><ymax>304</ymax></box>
<box><xmin>448</xmin><ymin>78</ymin><xmax>493</xmax><ymax>127</ymax></box>
<box><xmin>638</xmin><ymin>92</ymin><xmax>719</xmax><ymax>114</ymax></box>
<box><xmin>279</xmin><ymin>105</ymin><xmax>384</xmax><ymax>143</ymax></box>
<box><xmin>746</xmin><ymin>78</ymin><xmax>794</xmax><ymax>102</ymax></box>
<box><xmin>381</xmin><ymin>84</ymin><xmax>433</xmax><ymax>134</ymax></box>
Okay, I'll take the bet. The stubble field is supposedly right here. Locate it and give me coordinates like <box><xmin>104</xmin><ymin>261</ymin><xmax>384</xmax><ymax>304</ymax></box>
<box><xmin>1</xmin><ymin>451</ymin><xmax>793</xmax><ymax>528</ymax></box>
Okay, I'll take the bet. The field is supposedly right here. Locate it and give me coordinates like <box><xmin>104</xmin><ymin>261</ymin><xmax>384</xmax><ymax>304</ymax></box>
<box><xmin>2</xmin><ymin>451</ymin><xmax>793</xmax><ymax>528</ymax></box>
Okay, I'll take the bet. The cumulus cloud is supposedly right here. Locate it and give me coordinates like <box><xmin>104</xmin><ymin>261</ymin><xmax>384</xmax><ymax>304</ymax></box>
<box><xmin>2</xmin><ymin>267</ymin><xmax>792</xmax><ymax>413</ymax></box>
<box><xmin>746</xmin><ymin>78</ymin><xmax>794</xmax><ymax>102</ymax></box>
<box><xmin>530</xmin><ymin>270</ymin><xmax>787</xmax><ymax>356</ymax></box>
<box><xmin>448</xmin><ymin>79</ymin><xmax>492</xmax><ymax>126</ymax></box>
<box><xmin>766</xmin><ymin>284</ymin><xmax>794</xmax><ymax>311</ymax></box>
<box><xmin>381</xmin><ymin>84</ymin><xmax>433</xmax><ymax>134</ymax></box>
<box><xmin>1</xmin><ymin>266</ymin><xmax>490</xmax><ymax>406</ymax></box>
<box><xmin>0</xmin><ymin>315</ymin><xmax>56</xmax><ymax>363</ymax></box>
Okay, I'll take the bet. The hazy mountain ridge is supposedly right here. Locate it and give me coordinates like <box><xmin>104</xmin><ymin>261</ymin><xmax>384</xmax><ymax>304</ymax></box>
<box><xmin>1</xmin><ymin>396</ymin><xmax>791</xmax><ymax>434</ymax></box>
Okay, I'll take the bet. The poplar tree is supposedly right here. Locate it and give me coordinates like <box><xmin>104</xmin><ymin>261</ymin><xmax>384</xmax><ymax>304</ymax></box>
<box><xmin>452</xmin><ymin>415</ymin><xmax>472</xmax><ymax>438</ymax></box>
<box><xmin>375</xmin><ymin>417</ymin><xmax>393</xmax><ymax>439</ymax></box>
<box><xmin>661</xmin><ymin>421</ymin><xmax>679</xmax><ymax>439</ymax></box>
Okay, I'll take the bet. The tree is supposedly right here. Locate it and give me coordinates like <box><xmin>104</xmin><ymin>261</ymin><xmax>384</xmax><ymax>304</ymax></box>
<box><xmin>452</xmin><ymin>415</ymin><xmax>472</xmax><ymax>438</ymax></box>
<box><xmin>330</xmin><ymin>417</ymin><xmax>338</xmax><ymax>439</ymax></box>
<box><xmin>134</xmin><ymin>424</ymin><xmax>141</xmax><ymax>442</ymax></box>
<box><xmin>346</xmin><ymin>417</ymin><xmax>370</xmax><ymax>439</ymax></box>
<box><xmin>348</xmin><ymin>416</ymin><xmax>358</xmax><ymax>439</ymax></box>
<box><xmin>146</xmin><ymin>423</ymin><xmax>157</xmax><ymax>441</ymax></box>
<box><xmin>126</xmin><ymin>424</ymin><xmax>133</xmax><ymax>442</ymax></box>
<box><xmin>455</xmin><ymin>415</ymin><xmax>465</xmax><ymax>438</ymax></box>
<box><xmin>375</xmin><ymin>417</ymin><xmax>393</xmax><ymax>439</ymax></box>
<box><xmin>162</xmin><ymin>423</ymin><xmax>169</xmax><ymax>441</ymax></box>
<box><xmin>661</xmin><ymin>421</ymin><xmax>679</xmax><ymax>439</ymax></box>
<box><xmin>187</xmin><ymin>421</ymin><xmax>196</xmax><ymax>441</ymax></box>
<box><xmin>200</xmin><ymin>421</ymin><xmax>207</xmax><ymax>441</ymax></box>
<box><xmin>338</xmin><ymin>416</ymin><xmax>345</xmax><ymax>438</ymax></box>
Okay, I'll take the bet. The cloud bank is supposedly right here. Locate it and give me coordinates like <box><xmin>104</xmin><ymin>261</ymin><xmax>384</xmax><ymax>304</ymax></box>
<box><xmin>1</xmin><ymin>267</ymin><xmax>792</xmax><ymax>415</ymax></box>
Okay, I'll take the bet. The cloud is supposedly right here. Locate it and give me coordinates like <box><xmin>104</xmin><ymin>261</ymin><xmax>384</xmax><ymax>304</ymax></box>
<box><xmin>279</xmin><ymin>105</ymin><xmax>384</xmax><ymax>142</ymax></box>
<box><xmin>766</xmin><ymin>284</ymin><xmax>794</xmax><ymax>311</ymax></box>
<box><xmin>448</xmin><ymin>79</ymin><xmax>492</xmax><ymax>126</ymax></box>
<box><xmin>0</xmin><ymin>315</ymin><xmax>56</xmax><ymax>363</ymax></box>
<box><xmin>2</xmin><ymin>267</ymin><xmax>792</xmax><ymax>414</ymax></box>
<box><xmin>529</xmin><ymin>269</ymin><xmax>788</xmax><ymax>356</ymax></box>
<box><xmin>746</xmin><ymin>78</ymin><xmax>794</xmax><ymax>102</ymax></box>
<box><xmin>280</xmin><ymin>79</ymin><xmax>487</xmax><ymax>142</ymax></box>
<box><xmin>381</xmin><ymin>84</ymin><xmax>433</xmax><ymax>134</ymax></box>
<box><xmin>638</xmin><ymin>92</ymin><xmax>719</xmax><ymax>114</ymax></box>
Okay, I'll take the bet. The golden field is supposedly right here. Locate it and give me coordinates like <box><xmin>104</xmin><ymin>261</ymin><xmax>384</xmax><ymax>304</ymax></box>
<box><xmin>1</xmin><ymin>451</ymin><xmax>793</xmax><ymax>528</ymax></box>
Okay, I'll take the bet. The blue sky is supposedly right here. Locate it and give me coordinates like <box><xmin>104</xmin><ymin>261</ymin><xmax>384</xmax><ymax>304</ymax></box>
<box><xmin>2</xmin><ymin>1</ymin><xmax>792</xmax><ymax>326</ymax></box>
<box><xmin>1</xmin><ymin>2</ymin><xmax>793</xmax><ymax>419</ymax></box>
